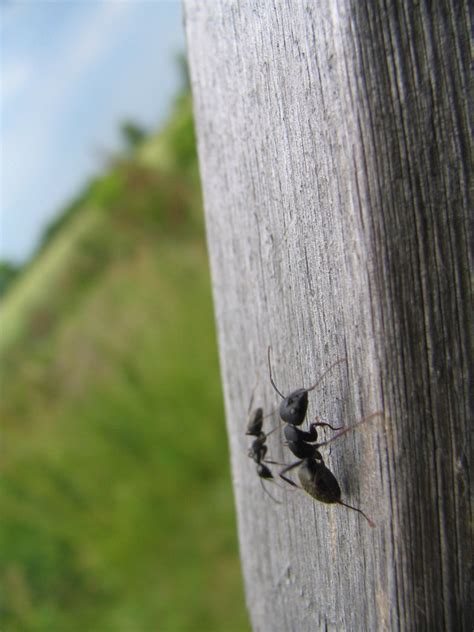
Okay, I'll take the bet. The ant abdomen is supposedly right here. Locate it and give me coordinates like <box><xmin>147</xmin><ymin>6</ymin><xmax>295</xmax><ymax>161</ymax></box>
<box><xmin>256</xmin><ymin>463</ymin><xmax>273</xmax><ymax>479</ymax></box>
<box><xmin>298</xmin><ymin>458</ymin><xmax>376</xmax><ymax>527</ymax></box>
<box><xmin>298</xmin><ymin>458</ymin><xmax>341</xmax><ymax>504</ymax></box>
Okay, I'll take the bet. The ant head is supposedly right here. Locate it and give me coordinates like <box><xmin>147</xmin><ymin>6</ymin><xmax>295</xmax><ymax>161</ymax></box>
<box><xmin>279</xmin><ymin>388</ymin><xmax>308</xmax><ymax>425</ymax></box>
<box><xmin>246</xmin><ymin>407</ymin><xmax>263</xmax><ymax>435</ymax></box>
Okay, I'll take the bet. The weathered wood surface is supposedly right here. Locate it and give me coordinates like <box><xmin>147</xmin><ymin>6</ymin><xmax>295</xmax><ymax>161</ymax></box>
<box><xmin>184</xmin><ymin>2</ymin><xmax>472</xmax><ymax>630</ymax></box>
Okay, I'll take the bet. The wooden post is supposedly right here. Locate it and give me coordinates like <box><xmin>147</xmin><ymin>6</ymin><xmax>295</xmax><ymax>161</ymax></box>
<box><xmin>184</xmin><ymin>2</ymin><xmax>472</xmax><ymax>630</ymax></box>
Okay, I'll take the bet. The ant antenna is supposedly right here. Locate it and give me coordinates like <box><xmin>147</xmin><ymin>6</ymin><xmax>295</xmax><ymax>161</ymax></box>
<box><xmin>267</xmin><ymin>346</ymin><xmax>284</xmax><ymax>398</ymax></box>
<box><xmin>247</xmin><ymin>372</ymin><xmax>261</xmax><ymax>415</ymax></box>
<box><xmin>305</xmin><ymin>357</ymin><xmax>347</xmax><ymax>393</ymax></box>
<box><xmin>264</xmin><ymin>425</ymin><xmax>280</xmax><ymax>438</ymax></box>
<box><xmin>268</xmin><ymin>346</ymin><xmax>346</xmax><ymax>397</ymax></box>
<box><xmin>262</xmin><ymin>408</ymin><xmax>278</xmax><ymax>422</ymax></box>
<box><xmin>338</xmin><ymin>501</ymin><xmax>375</xmax><ymax>528</ymax></box>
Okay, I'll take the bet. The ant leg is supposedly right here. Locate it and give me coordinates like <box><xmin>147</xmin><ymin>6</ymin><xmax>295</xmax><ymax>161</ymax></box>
<box><xmin>267</xmin><ymin>476</ymin><xmax>298</xmax><ymax>494</ymax></box>
<box><xmin>260</xmin><ymin>477</ymin><xmax>282</xmax><ymax>504</ymax></box>
<box><xmin>280</xmin><ymin>475</ymin><xmax>302</xmax><ymax>489</ymax></box>
<box><xmin>279</xmin><ymin>459</ymin><xmax>303</xmax><ymax>488</ymax></box>
<box><xmin>311</xmin><ymin>418</ymin><xmax>343</xmax><ymax>431</ymax></box>
<box><xmin>300</xmin><ymin>419</ymin><xmax>343</xmax><ymax>443</ymax></box>
<box><xmin>316</xmin><ymin>412</ymin><xmax>383</xmax><ymax>449</ymax></box>
<box><xmin>338</xmin><ymin>501</ymin><xmax>375</xmax><ymax>528</ymax></box>
<box><xmin>259</xmin><ymin>459</ymin><xmax>300</xmax><ymax>491</ymax></box>
<box><xmin>280</xmin><ymin>459</ymin><xmax>303</xmax><ymax>475</ymax></box>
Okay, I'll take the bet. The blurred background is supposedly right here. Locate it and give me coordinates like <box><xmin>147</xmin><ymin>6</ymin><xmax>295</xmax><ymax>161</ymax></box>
<box><xmin>0</xmin><ymin>2</ymin><xmax>249</xmax><ymax>630</ymax></box>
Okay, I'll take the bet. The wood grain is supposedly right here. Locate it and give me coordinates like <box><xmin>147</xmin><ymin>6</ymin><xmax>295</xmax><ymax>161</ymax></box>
<box><xmin>184</xmin><ymin>1</ymin><xmax>472</xmax><ymax>629</ymax></box>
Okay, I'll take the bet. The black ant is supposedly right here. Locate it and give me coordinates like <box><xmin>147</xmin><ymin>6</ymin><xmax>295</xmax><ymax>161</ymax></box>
<box><xmin>245</xmin><ymin>394</ymin><xmax>282</xmax><ymax>503</ymax></box>
<box><xmin>267</xmin><ymin>345</ymin><xmax>346</xmax><ymax>463</ymax></box>
<box><xmin>267</xmin><ymin>346</ymin><xmax>379</xmax><ymax>527</ymax></box>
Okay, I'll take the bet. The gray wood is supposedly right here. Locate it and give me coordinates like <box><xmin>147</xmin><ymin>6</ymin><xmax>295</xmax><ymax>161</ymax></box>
<box><xmin>183</xmin><ymin>1</ymin><xmax>472</xmax><ymax>630</ymax></box>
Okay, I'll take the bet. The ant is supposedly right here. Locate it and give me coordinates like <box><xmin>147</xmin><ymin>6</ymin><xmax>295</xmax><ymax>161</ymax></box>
<box><xmin>267</xmin><ymin>346</ymin><xmax>379</xmax><ymax>527</ymax></box>
<box><xmin>245</xmin><ymin>391</ymin><xmax>282</xmax><ymax>503</ymax></box>
<box><xmin>246</xmin><ymin>407</ymin><xmax>284</xmax><ymax>503</ymax></box>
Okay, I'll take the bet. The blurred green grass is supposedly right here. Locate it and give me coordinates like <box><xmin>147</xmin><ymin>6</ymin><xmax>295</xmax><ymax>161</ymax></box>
<box><xmin>0</xmin><ymin>93</ymin><xmax>250</xmax><ymax>631</ymax></box>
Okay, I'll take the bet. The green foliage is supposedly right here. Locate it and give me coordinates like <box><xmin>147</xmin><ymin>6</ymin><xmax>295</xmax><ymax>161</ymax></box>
<box><xmin>0</xmin><ymin>261</ymin><xmax>19</xmax><ymax>297</ymax></box>
<box><xmin>37</xmin><ymin>180</ymin><xmax>98</xmax><ymax>254</ymax></box>
<box><xmin>120</xmin><ymin>121</ymin><xmax>147</xmax><ymax>151</ymax></box>
<box><xmin>175</xmin><ymin>51</ymin><xmax>191</xmax><ymax>92</ymax></box>
<box><xmin>0</xmin><ymin>94</ymin><xmax>249</xmax><ymax>631</ymax></box>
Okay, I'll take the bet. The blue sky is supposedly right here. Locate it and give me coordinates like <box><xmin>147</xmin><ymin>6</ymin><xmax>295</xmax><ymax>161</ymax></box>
<box><xmin>0</xmin><ymin>0</ymin><xmax>185</xmax><ymax>263</ymax></box>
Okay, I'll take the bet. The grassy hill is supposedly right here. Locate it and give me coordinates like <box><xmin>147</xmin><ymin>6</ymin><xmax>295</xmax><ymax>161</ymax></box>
<box><xmin>0</xmin><ymin>94</ymin><xmax>249</xmax><ymax>631</ymax></box>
